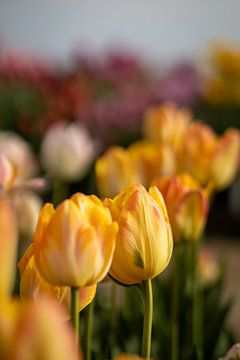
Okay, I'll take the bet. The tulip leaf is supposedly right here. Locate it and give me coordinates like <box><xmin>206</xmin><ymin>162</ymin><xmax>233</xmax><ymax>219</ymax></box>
<box><xmin>134</xmin><ymin>247</ymin><xmax>144</xmax><ymax>269</ymax></box>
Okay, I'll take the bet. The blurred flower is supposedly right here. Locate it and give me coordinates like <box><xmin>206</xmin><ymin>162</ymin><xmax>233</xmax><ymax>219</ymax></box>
<box><xmin>128</xmin><ymin>140</ymin><xmax>176</xmax><ymax>187</ymax></box>
<box><xmin>11</xmin><ymin>191</ymin><xmax>42</xmax><ymax>240</ymax></box>
<box><xmin>153</xmin><ymin>62</ymin><xmax>203</xmax><ymax>106</ymax></box>
<box><xmin>197</xmin><ymin>249</ymin><xmax>220</xmax><ymax>288</ymax></box>
<box><xmin>178</xmin><ymin>123</ymin><xmax>240</xmax><ymax>190</ymax></box>
<box><xmin>0</xmin><ymin>131</ymin><xmax>38</xmax><ymax>180</ymax></box>
<box><xmin>142</xmin><ymin>102</ymin><xmax>192</xmax><ymax>150</ymax></box>
<box><xmin>204</xmin><ymin>44</ymin><xmax>240</xmax><ymax>105</ymax></box>
<box><xmin>0</xmin><ymin>195</ymin><xmax>18</xmax><ymax>300</ymax></box>
<box><xmin>104</xmin><ymin>184</ymin><xmax>173</xmax><ymax>285</ymax></box>
<box><xmin>114</xmin><ymin>354</ymin><xmax>146</xmax><ymax>360</ymax></box>
<box><xmin>0</xmin><ymin>299</ymin><xmax>81</xmax><ymax>360</ymax></box>
<box><xmin>152</xmin><ymin>173</ymin><xmax>209</xmax><ymax>242</ymax></box>
<box><xmin>220</xmin><ymin>343</ymin><xmax>240</xmax><ymax>360</ymax></box>
<box><xmin>95</xmin><ymin>146</ymin><xmax>138</xmax><ymax>198</ymax></box>
<box><xmin>34</xmin><ymin>193</ymin><xmax>118</xmax><ymax>287</ymax></box>
<box><xmin>40</xmin><ymin>121</ymin><xmax>96</xmax><ymax>181</ymax></box>
<box><xmin>18</xmin><ymin>243</ymin><xmax>96</xmax><ymax>315</ymax></box>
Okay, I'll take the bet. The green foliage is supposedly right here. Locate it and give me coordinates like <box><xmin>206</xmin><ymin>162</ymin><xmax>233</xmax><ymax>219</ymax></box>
<box><xmin>83</xmin><ymin>249</ymin><xmax>235</xmax><ymax>360</ymax></box>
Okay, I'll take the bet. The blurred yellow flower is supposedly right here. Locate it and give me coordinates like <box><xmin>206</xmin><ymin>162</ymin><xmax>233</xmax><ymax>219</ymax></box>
<box><xmin>178</xmin><ymin>122</ymin><xmax>240</xmax><ymax>190</ymax></box>
<box><xmin>34</xmin><ymin>193</ymin><xmax>118</xmax><ymax>287</ymax></box>
<box><xmin>143</xmin><ymin>101</ymin><xmax>192</xmax><ymax>150</ymax></box>
<box><xmin>152</xmin><ymin>173</ymin><xmax>209</xmax><ymax>242</ymax></box>
<box><xmin>105</xmin><ymin>184</ymin><xmax>173</xmax><ymax>285</ymax></box>
<box><xmin>95</xmin><ymin>146</ymin><xmax>137</xmax><ymax>198</ymax></box>
<box><xmin>114</xmin><ymin>354</ymin><xmax>146</xmax><ymax>360</ymax></box>
<box><xmin>128</xmin><ymin>140</ymin><xmax>176</xmax><ymax>187</ymax></box>
<box><xmin>0</xmin><ymin>299</ymin><xmax>81</xmax><ymax>360</ymax></box>
<box><xmin>0</xmin><ymin>195</ymin><xmax>18</xmax><ymax>301</ymax></box>
<box><xmin>18</xmin><ymin>243</ymin><xmax>96</xmax><ymax>314</ymax></box>
<box><xmin>205</xmin><ymin>44</ymin><xmax>240</xmax><ymax>105</ymax></box>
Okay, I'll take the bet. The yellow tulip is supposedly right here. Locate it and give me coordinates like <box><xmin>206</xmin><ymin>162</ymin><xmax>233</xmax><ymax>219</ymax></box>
<box><xmin>128</xmin><ymin>140</ymin><xmax>176</xmax><ymax>187</ymax></box>
<box><xmin>178</xmin><ymin>123</ymin><xmax>240</xmax><ymax>190</ymax></box>
<box><xmin>0</xmin><ymin>299</ymin><xmax>81</xmax><ymax>360</ymax></box>
<box><xmin>34</xmin><ymin>193</ymin><xmax>118</xmax><ymax>287</ymax></box>
<box><xmin>211</xmin><ymin>128</ymin><xmax>240</xmax><ymax>190</ymax></box>
<box><xmin>0</xmin><ymin>195</ymin><xmax>18</xmax><ymax>300</ymax></box>
<box><xmin>143</xmin><ymin>102</ymin><xmax>192</xmax><ymax>149</ymax></box>
<box><xmin>152</xmin><ymin>173</ymin><xmax>209</xmax><ymax>242</ymax></box>
<box><xmin>18</xmin><ymin>243</ymin><xmax>96</xmax><ymax>314</ymax></box>
<box><xmin>95</xmin><ymin>146</ymin><xmax>137</xmax><ymax>198</ymax></box>
<box><xmin>104</xmin><ymin>184</ymin><xmax>173</xmax><ymax>285</ymax></box>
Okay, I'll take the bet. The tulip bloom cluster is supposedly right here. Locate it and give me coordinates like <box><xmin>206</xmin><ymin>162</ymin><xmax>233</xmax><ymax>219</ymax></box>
<box><xmin>96</xmin><ymin>141</ymin><xmax>175</xmax><ymax>198</ymax></box>
<box><xmin>96</xmin><ymin>102</ymin><xmax>240</xmax><ymax>200</ymax></box>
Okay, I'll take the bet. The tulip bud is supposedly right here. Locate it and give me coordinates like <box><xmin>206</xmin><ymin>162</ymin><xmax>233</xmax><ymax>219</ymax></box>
<box><xmin>34</xmin><ymin>193</ymin><xmax>118</xmax><ymax>287</ymax></box>
<box><xmin>128</xmin><ymin>140</ymin><xmax>176</xmax><ymax>187</ymax></box>
<box><xmin>178</xmin><ymin>122</ymin><xmax>240</xmax><ymax>190</ymax></box>
<box><xmin>11</xmin><ymin>191</ymin><xmax>42</xmax><ymax>240</ymax></box>
<box><xmin>197</xmin><ymin>249</ymin><xmax>220</xmax><ymax>288</ymax></box>
<box><xmin>152</xmin><ymin>174</ymin><xmax>209</xmax><ymax>242</ymax></box>
<box><xmin>0</xmin><ymin>131</ymin><xmax>38</xmax><ymax>180</ymax></box>
<box><xmin>211</xmin><ymin>128</ymin><xmax>240</xmax><ymax>190</ymax></box>
<box><xmin>95</xmin><ymin>146</ymin><xmax>137</xmax><ymax>198</ymax></box>
<box><xmin>40</xmin><ymin>121</ymin><xmax>96</xmax><ymax>181</ymax></box>
<box><xmin>18</xmin><ymin>243</ymin><xmax>96</xmax><ymax>314</ymax></box>
<box><xmin>0</xmin><ymin>195</ymin><xmax>18</xmax><ymax>300</ymax></box>
<box><xmin>105</xmin><ymin>184</ymin><xmax>173</xmax><ymax>285</ymax></box>
<box><xmin>143</xmin><ymin>102</ymin><xmax>192</xmax><ymax>150</ymax></box>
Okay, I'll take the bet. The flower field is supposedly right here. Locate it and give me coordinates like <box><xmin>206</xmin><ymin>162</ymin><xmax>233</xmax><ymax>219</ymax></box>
<box><xmin>0</xmin><ymin>43</ymin><xmax>240</xmax><ymax>360</ymax></box>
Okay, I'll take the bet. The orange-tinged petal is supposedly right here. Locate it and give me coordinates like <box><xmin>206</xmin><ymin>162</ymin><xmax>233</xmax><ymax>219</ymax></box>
<box><xmin>34</xmin><ymin>194</ymin><xmax>118</xmax><ymax>288</ymax></box>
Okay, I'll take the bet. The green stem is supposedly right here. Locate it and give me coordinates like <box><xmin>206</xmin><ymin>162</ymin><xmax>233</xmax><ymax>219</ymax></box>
<box><xmin>85</xmin><ymin>300</ymin><xmax>94</xmax><ymax>360</ymax></box>
<box><xmin>52</xmin><ymin>179</ymin><xmax>68</xmax><ymax>207</ymax></box>
<box><xmin>192</xmin><ymin>241</ymin><xmax>203</xmax><ymax>360</ymax></box>
<box><xmin>71</xmin><ymin>286</ymin><xmax>79</xmax><ymax>346</ymax></box>
<box><xmin>171</xmin><ymin>245</ymin><xmax>180</xmax><ymax>360</ymax></box>
<box><xmin>141</xmin><ymin>279</ymin><xmax>153</xmax><ymax>359</ymax></box>
<box><xmin>110</xmin><ymin>282</ymin><xmax>117</xmax><ymax>353</ymax></box>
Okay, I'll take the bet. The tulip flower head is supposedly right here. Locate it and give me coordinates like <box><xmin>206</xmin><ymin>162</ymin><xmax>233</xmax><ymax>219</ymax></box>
<box><xmin>0</xmin><ymin>131</ymin><xmax>38</xmax><ymax>180</ymax></box>
<box><xmin>128</xmin><ymin>140</ymin><xmax>176</xmax><ymax>187</ymax></box>
<box><xmin>152</xmin><ymin>173</ymin><xmax>209</xmax><ymax>242</ymax></box>
<box><xmin>178</xmin><ymin>122</ymin><xmax>240</xmax><ymax>190</ymax></box>
<box><xmin>105</xmin><ymin>184</ymin><xmax>173</xmax><ymax>285</ymax></box>
<box><xmin>143</xmin><ymin>102</ymin><xmax>192</xmax><ymax>150</ymax></box>
<box><xmin>34</xmin><ymin>193</ymin><xmax>118</xmax><ymax>287</ymax></box>
<box><xmin>18</xmin><ymin>243</ymin><xmax>96</xmax><ymax>314</ymax></box>
<box><xmin>0</xmin><ymin>299</ymin><xmax>81</xmax><ymax>360</ymax></box>
<box><xmin>40</xmin><ymin>121</ymin><xmax>96</xmax><ymax>181</ymax></box>
<box><xmin>95</xmin><ymin>146</ymin><xmax>138</xmax><ymax>198</ymax></box>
